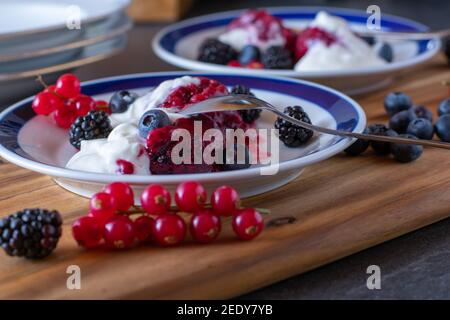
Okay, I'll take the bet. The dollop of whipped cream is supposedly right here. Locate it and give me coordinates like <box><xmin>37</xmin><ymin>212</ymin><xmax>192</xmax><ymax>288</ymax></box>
<box><xmin>219</xmin><ymin>28</ymin><xmax>285</xmax><ymax>52</ymax></box>
<box><xmin>218</xmin><ymin>10</ymin><xmax>286</xmax><ymax>51</ymax></box>
<box><xmin>295</xmin><ymin>11</ymin><xmax>386</xmax><ymax>71</ymax></box>
<box><xmin>66</xmin><ymin>123</ymin><xmax>150</xmax><ymax>174</ymax></box>
<box><xmin>109</xmin><ymin>76</ymin><xmax>199</xmax><ymax>127</ymax></box>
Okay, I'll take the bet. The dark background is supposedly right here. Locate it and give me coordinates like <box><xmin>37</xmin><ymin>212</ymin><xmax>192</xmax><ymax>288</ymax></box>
<box><xmin>186</xmin><ymin>0</ymin><xmax>449</xmax><ymax>29</ymax></box>
<box><xmin>77</xmin><ymin>0</ymin><xmax>450</xmax><ymax>299</ymax></box>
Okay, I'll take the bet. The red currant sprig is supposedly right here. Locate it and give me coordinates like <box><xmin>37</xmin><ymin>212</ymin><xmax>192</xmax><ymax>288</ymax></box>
<box><xmin>31</xmin><ymin>74</ymin><xmax>112</xmax><ymax>129</ymax></box>
<box><xmin>71</xmin><ymin>181</ymin><xmax>268</xmax><ymax>251</ymax></box>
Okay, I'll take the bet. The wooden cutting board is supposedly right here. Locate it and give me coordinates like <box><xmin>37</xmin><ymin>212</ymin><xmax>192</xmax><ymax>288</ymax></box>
<box><xmin>0</xmin><ymin>55</ymin><xmax>449</xmax><ymax>299</ymax></box>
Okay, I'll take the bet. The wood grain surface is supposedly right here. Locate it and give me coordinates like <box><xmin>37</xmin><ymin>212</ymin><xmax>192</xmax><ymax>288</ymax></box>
<box><xmin>0</xmin><ymin>55</ymin><xmax>449</xmax><ymax>299</ymax></box>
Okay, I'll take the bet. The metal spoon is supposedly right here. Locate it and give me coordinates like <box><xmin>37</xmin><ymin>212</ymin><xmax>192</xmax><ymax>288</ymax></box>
<box><xmin>179</xmin><ymin>94</ymin><xmax>450</xmax><ymax>150</ymax></box>
<box><xmin>354</xmin><ymin>28</ymin><xmax>450</xmax><ymax>40</ymax></box>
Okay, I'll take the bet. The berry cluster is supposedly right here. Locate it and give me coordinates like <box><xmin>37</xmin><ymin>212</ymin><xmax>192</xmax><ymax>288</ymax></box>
<box><xmin>72</xmin><ymin>181</ymin><xmax>264</xmax><ymax>250</ymax></box>
<box><xmin>31</xmin><ymin>73</ymin><xmax>110</xmax><ymax>129</ymax></box>
<box><xmin>344</xmin><ymin>92</ymin><xmax>450</xmax><ymax>162</ymax></box>
<box><xmin>0</xmin><ymin>209</ymin><xmax>62</xmax><ymax>259</ymax></box>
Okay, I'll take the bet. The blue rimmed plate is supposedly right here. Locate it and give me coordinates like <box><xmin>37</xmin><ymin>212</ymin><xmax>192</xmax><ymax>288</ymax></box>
<box><xmin>153</xmin><ymin>7</ymin><xmax>440</xmax><ymax>95</ymax></box>
<box><xmin>0</xmin><ymin>72</ymin><xmax>365</xmax><ymax>201</ymax></box>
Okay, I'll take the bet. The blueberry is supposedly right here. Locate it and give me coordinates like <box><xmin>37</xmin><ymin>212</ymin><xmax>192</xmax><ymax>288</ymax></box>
<box><xmin>389</xmin><ymin>109</ymin><xmax>417</xmax><ymax>133</ymax></box>
<box><xmin>378</xmin><ymin>42</ymin><xmax>393</xmax><ymax>62</ymax></box>
<box><xmin>406</xmin><ymin>118</ymin><xmax>434</xmax><ymax>140</ymax></box>
<box><xmin>138</xmin><ymin>109</ymin><xmax>171</xmax><ymax>138</ymax></box>
<box><xmin>109</xmin><ymin>90</ymin><xmax>138</xmax><ymax>113</ymax></box>
<box><xmin>361</xmin><ymin>36</ymin><xmax>375</xmax><ymax>46</ymax></box>
<box><xmin>238</xmin><ymin>45</ymin><xmax>261</xmax><ymax>66</ymax></box>
<box><xmin>411</xmin><ymin>105</ymin><xmax>433</xmax><ymax>121</ymax></box>
<box><xmin>434</xmin><ymin>114</ymin><xmax>450</xmax><ymax>142</ymax></box>
<box><xmin>390</xmin><ymin>134</ymin><xmax>423</xmax><ymax>163</ymax></box>
<box><xmin>344</xmin><ymin>128</ymin><xmax>370</xmax><ymax>156</ymax></box>
<box><xmin>444</xmin><ymin>36</ymin><xmax>450</xmax><ymax>64</ymax></box>
<box><xmin>438</xmin><ymin>98</ymin><xmax>450</xmax><ymax>116</ymax></box>
<box><xmin>384</xmin><ymin>92</ymin><xmax>412</xmax><ymax>116</ymax></box>
<box><xmin>368</xmin><ymin>124</ymin><xmax>397</xmax><ymax>155</ymax></box>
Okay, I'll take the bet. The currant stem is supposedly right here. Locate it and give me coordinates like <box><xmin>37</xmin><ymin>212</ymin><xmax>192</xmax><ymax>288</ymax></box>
<box><xmin>36</xmin><ymin>75</ymin><xmax>48</xmax><ymax>89</ymax></box>
<box><xmin>36</xmin><ymin>75</ymin><xmax>66</xmax><ymax>99</ymax></box>
<box><xmin>120</xmin><ymin>205</ymin><xmax>271</xmax><ymax>216</ymax></box>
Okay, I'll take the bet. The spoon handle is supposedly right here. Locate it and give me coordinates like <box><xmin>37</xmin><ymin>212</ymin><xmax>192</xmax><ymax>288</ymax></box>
<box><xmin>272</xmin><ymin>108</ymin><xmax>450</xmax><ymax>150</ymax></box>
<box><xmin>355</xmin><ymin>28</ymin><xmax>450</xmax><ymax>40</ymax></box>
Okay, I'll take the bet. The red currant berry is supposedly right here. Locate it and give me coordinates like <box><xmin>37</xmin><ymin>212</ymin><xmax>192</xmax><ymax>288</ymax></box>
<box><xmin>104</xmin><ymin>215</ymin><xmax>136</xmax><ymax>249</ymax></box>
<box><xmin>74</xmin><ymin>94</ymin><xmax>96</xmax><ymax>116</ymax></box>
<box><xmin>55</xmin><ymin>73</ymin><xmax>81</xmax><ymax>98</ymax></box>
<box><xmin>116</xmin><ymin>159</ymin><xmax>134</xmax><ymax>174</ymax></box>
<box><xmin>133</xmin><ymin>215</ymin><xmax>154</xmax><ymax>242</ymax></box>
<box><xmin>89</xmin><ymin>192</ymin><xmax>116</xmax><ymax>223</ymax></box>
<box><xmin>232</xmin><ymin>208</ymin><xmax>264</xmax><ymax>241</ymax></box>
<box><xmin>247</xmin><ymin>61</ymin><xmax>264</xmax><ymax>69</ymax></box>
<box><xmin>175</xmin><ymin>181</ymin><xmax>207</xmax><ymax>212</ymax></box>
<box><xmin>32</xmin><ymin>92</ymin><xmax>63</xmax><ymax>115</ymax></box>
<box><xmin>190</xmin><ymin>210</ymin><xmax>221</xmax><ymax>244</ymax></box>
<box><xmin>44</xmin><ymin>84</ymin><xmax>57</xmax><ymax>94</ymax></box>
<box><xmin>152</xmin><ymin>214</ymin><xmax>186</xmax><ymax>246</ymax></box>
<box><xmin>227</xmin><ymin>60</ymin><xmax>241</xmax><ymax>67</ymax></box>
<box><xmin>103</xmin><ymin>182</ymin><xmax>134</xmax><ymax>211</ymax></box>
<box><xmin>52</xmin><ymin>106</ymin><xmax>77</xmax><ymax>129</ymax></box>
<box><xmin>72</xmin><ymin>215</ymin><xmax>103</xmax><ymax>249</ymax></box>
<box><xmin>140</xmin><ymin>184</ymin><xmax>171</xmax><ymax>215</ymax></box>
<box><xmin>211</xmin><ymin>186</ymin><xmax>240</xmax><ymax>216</ymax></box>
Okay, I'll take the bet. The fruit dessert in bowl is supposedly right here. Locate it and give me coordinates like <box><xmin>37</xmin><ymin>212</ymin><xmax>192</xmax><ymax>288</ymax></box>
<box><xmin>199</xmin><ymin>10</ymin><xmax>387</xmax><ymax>71</ymax></box>
<box><xmin>0</xmin><ymin>72</ymin><xmax>365</xmax><ymax>200</ymax></box>
<box><xmin>153</xmin><ymin>7</ymin><xmax>440</xmax><ymax>94</ymax></box>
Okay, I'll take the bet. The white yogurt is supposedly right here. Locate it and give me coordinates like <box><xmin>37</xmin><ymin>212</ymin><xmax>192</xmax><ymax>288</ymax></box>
<box><xmin>109</xmin><ymin>76</ymin><xmax>200</xmax><ymax>127</ymax></box>
<box><xmin>66</xmin><ymin>123</ymin><xmax>150</xmax><ymax>174</ymax></box>
<box><xmin>294</xmin><ymin>11</ymin><xmax>386</xmax><ymax>71</ymax></box>
<box><xmin>219</xmin><ymin>26</ymin><xmax>286</xmax><ymax>52</ymax></box>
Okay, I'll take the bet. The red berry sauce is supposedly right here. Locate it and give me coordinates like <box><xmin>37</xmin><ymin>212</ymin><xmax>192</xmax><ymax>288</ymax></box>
<box><xmin>146</xmin><ymin>77</ymin><xmax>250</xmax><ymax>175</ymax></box>
<box><xmin>116</xmin><ymin>159</ymin><xmax>134</xmax><ymax>175</ymax></box>
<box><xmin>295</xmin><ymin>27</ymin><xmax>336</xmax><ymax>60</ymax></box>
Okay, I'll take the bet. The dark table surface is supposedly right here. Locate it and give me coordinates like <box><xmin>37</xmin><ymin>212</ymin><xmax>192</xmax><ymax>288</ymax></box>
<box><xmin>63</xmin><ymin>0</ymin><xmax>450</xmax><ymax>299</ymax></box>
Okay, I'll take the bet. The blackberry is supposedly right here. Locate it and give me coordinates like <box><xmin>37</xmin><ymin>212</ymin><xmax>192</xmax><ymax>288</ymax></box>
<box><xmin>198</xmin><ymin>39</ymin><xmax>237</xmax><ymax>65</ymax></box>
<box><xmin>0</xmin><ymin>208</ymin><xmax>62</xmax><ymax>259</ymax></box>
<box><xmin>69</xmin><ymin>110</ymin><xmax>112</xmax><ymax>149</ymax></box>
<box><xmin>261</xmin><ymin>46</ymin><xmax>293</xmax><ymax>69</ymax></box>
<box><xmin>231</xmin><ymin>85</ymin><xmax>262</xmax><ymax>123</ymax></box>
<box><xmin>274</xmin><ymin>106</ymin><xmax>313</xmax><ymax>147</ymax></box>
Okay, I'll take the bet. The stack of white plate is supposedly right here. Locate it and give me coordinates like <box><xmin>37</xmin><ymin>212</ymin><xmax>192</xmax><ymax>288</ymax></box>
<box><xmin>0</xmin><ymin>0</ymin><xmax>131</xmax><ymax>106</ymax></box>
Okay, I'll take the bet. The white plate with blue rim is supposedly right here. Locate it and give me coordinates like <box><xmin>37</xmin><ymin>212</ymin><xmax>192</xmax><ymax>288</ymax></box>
<box><xmin>0</xmin><ymin>72</ymin><xmax>366</xmax><ymax>202</ymax></box>
<box><xmin>153</xmin><ymin>7</ymin><xmax>441</xmax><ymax>95</ymax></box>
